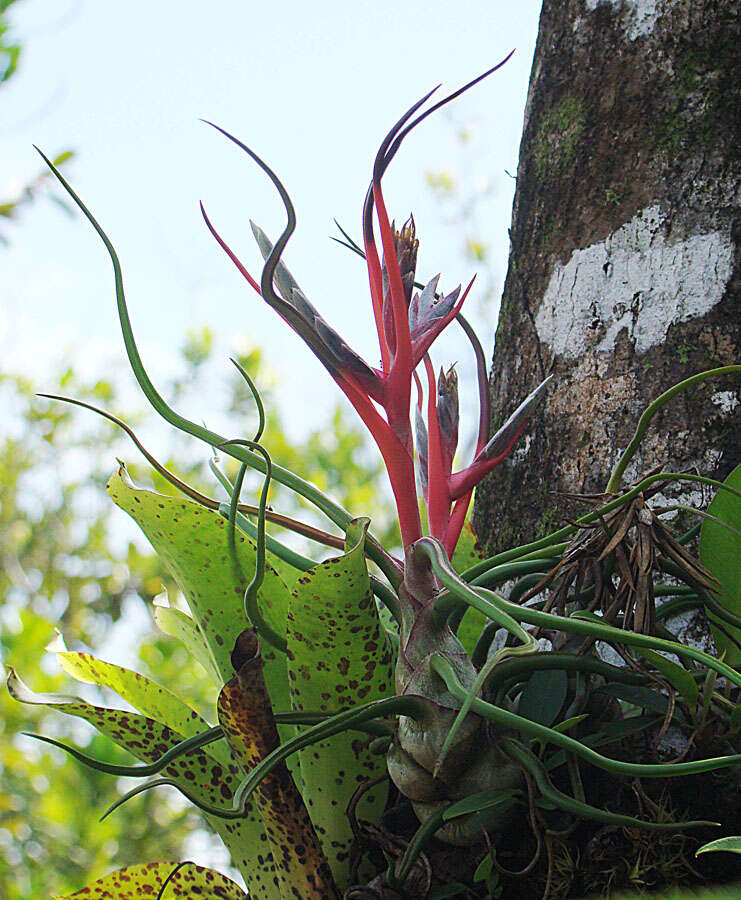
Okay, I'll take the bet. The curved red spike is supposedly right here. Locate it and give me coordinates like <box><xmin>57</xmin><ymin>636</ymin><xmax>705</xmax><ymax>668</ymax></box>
<box><xmin>200</xmin><ymin>203</ymin><xmax>262</xmax><ymax>295</ymax></box>
<box><xmin>378</xmin><ymin>54</ymin><xmax>515</xmax><ymax>182</ymax></box>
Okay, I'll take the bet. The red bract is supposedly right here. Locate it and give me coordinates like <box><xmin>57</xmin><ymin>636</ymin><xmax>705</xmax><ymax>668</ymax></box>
<box><xmin>202</xmin><ymin>57</ymin><xmax>550</xmax><ymax>557</ymax></box>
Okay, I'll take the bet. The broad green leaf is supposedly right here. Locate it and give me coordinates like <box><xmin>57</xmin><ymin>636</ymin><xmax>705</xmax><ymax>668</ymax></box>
<box><xmin>546</xmin><ymin>714</ymin><xmax>659</xmax><ymax>771</ymax></box>
<box><xmin>638</xmin><ymin>648</ymin><xmax>699</xmax><ymax>708</ymax></box>
<box><xmin>517</xmin><ymin>669</ymin><xmax>568</xmax><ymax>726</ymax></box>
<box><xmin>701</xmin><ymin>463</ymin><xmax>741</xmax><ymax>665</ymax></box>
<box><xmin>107</xmin><ymin>465</ymin><xmax>290</xmax><ymax>725</ymax></box>
<box><xmin>451</xmin><ymin>520</ymin><xmax>484</xmax><ymax>573</ymax></box>
<box><xmin>8</xmin><ymin>669</ymin><xmax>281</xmax><ymax>899</ymax></box>
<box><xmin>696</xmin><ymin>836</ymin><xmax>741</xmax><ymax>857</ymax></box>
<box><xmin>50</xmin><ymin>861</ymin><xmax>247</xmax><ymax>898</ymax></box>
<box><xmin>154</xmin><ymin>604</ymin><xmax>223</xmax><ymax>686</ymax></box>
<box><xmin>287</xmin><ymin>518</ymin><xmax>394</xmax><ymax>886</ymax></box>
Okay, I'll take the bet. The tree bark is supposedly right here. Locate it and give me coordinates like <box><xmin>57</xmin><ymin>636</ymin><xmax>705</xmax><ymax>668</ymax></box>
<box><xmin>474</xmin><ymin>0</ymin><xmax>740</xmax><ymax>555</ymax></box>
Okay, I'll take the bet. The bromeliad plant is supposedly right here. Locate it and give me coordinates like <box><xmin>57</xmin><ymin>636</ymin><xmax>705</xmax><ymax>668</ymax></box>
<box><xmin>8</xmin><ymin>62</ymin><xmax>741</xmax><ymax>899</ymax></box>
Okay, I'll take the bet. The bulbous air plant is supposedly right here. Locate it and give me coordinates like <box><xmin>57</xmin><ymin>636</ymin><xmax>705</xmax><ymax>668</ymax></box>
<box><xmin>200</xmin><ymin>56</ymin><xmax>552</xmax><ymax>850</ymax></box>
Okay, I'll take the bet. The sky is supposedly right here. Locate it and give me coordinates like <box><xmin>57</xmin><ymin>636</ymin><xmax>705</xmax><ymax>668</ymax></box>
<box><xmin>2</xmin><ymin>0</ymin><xmax>541</xmax><ymax>439</ymax></box>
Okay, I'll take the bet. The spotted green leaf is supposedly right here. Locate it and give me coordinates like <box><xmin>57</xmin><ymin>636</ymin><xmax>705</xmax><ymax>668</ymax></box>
<box><xmin>217</xmin><ymin>632</ymin><xmax>338</xmax><ymax>898</ymax></box>
<box><xmin>286</xmin><ymin>518</ymin><xmax>394</xmax><ymax>885</ymax></box>
<box><xmin>50</xmin><ymin>861</ymin><xmax>247</xmax><ymax>898</ymax></box>
<box><xmin>7</xmin><ymin>668</ymin><xmax>281</xmax><ymax>899</ymax></box>
<box><xmin>57</xmin><ymin>651</ymin><xmax>228</xmax><ymax>759</ymax></box>
<box><xmin>700</xmin><ymin>463</ymin><xmax>741</xmax><ymax>666</ymax></box>
<box><xmin>107</xmin><ymin>465</ymin><xmax>290</xmax><ymax>725</ymax></box>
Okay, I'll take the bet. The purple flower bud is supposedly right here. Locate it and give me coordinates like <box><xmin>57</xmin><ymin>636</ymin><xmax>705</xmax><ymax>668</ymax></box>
<box><xmin>408</xmin><ymin>276</ymin><xmax>461</xmax><ymax>341</ymax></box>
<box><xmin>437</xmin><ymin>364</ymin><xmax>459</xmax><ymax>471</ymax></box>
<box><xmin>482</xmin><ymin>376</ymin><xmax>552</xmax><ymax>460</ymax></box>
<box><xmin>414</xmin><ymin>404</ymin><xmax>429</xmax><ymax>498</ymax></box>
<box><xmin>381</xmin><ymin>217</ymin><xmax>418</xmax><ymax>354</ymax></box>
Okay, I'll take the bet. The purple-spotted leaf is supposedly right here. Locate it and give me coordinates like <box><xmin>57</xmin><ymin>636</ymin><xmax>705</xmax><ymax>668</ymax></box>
<box><xmin>218</xmin><ymin>630</ymin><xmax>339</xmax><ymax>898</ymax></box>
<box><xmin>286</xmin><ymin>518</ymin><xmax>394</xmax><ymax>885</ymax></box>
<box><xmin>57</xmin><ymin>652</ymin><xmax>225</xmax><ymax>756</ymax></box>
<box><xmin>107</xmin><ymin>465</ymin><xmax>290</xmax><ymax>727</ymax></box>
<box><xmin>50</xmin><ymin>861</ymin><xmax>247</xmax><ymax>898</ymax></box>
<box><xmin>7</xmin><ymin>668</ymin><xmax>281</xmax><ymax>899</ymax></box>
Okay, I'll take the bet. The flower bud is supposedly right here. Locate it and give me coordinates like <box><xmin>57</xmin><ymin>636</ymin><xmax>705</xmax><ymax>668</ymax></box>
<box><xmin>437</xmin><ymin>365</ymin><xmax>459</xmax><ymax>472</ymax></box>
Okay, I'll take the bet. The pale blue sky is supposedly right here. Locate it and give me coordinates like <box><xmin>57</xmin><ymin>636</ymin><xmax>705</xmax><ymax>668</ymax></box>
<box><xmin>2</xmin><ymin>0</ymin><xmax>541</xmax><ymax>436</ymax></box>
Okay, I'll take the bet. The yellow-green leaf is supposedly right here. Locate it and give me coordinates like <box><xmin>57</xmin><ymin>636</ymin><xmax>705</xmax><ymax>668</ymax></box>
<box><xmin>107</xmin><ymin>465</ymin><xmax>290</xmax><ymax>728</ymax></box>
<box><xmin>50</xmin><ymin>860</ymin><xmax>247</xmax><ymax>898</ymax></box>
<box><xmin>287</xmin><ymin>518</ymin><xmax>393</xmax><ymax>886</ymax></box>
<box><xmin>8</xmin><ymin>668</ymin><xmax>280</xmax><ymax>898</ymax></box>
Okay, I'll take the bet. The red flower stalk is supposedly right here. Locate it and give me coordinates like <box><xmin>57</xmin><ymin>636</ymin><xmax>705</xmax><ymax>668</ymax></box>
<box><xmin>202</xmin><ymin>57</ymin><xmax>549</xmax><ymax>558</ymax></box>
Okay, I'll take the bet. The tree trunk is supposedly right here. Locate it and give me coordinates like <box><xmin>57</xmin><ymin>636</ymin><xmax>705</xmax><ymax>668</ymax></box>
<box><xmin>474</xmin><ymin>0</ymin><xmax>740</xmax><ymax>556</ymax></box>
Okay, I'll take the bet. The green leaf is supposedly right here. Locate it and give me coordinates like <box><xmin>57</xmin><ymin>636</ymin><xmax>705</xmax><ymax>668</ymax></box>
<box><xmin>701</xmin><ymin>463</ymin><xmax>741</xmax><ymax>665</ymax></box>
<box><xmin>546</xmin><ymin>714</ymin><xmax>660</xmax><ymax>771</ymax></box>
<box><xmin>56</xmin><ymin>652</ymin><xmax>228</xmax><ymax>760</ymax></box>
<box><xmin>730</xmin><ymin>704</ymin><xmax>741</xmax><ymax>733</ymax></box>
<box><xmin>637</xmin><ymin>649</ymin><xmax>699</xmax><ymax>708</ymax></box>
<box><xmin>596</xmin><ymin>683</ymin><xmax>685</xmax><ymax>720</ymax></box>
<box><xmin>551</xmin><ymin>713</ymin><xmax>589</xmax><ymax>734</ymax></box>
<box><xmin>429</xmin><ymin>884</ymin><xmax>471</xmax><ymax>899</ymax></box>
<box><xmin>153</xmin><ymin>604</ymin><xmax>223</xmax><ymax>686</ymax></box>
<box><xmin>473</xmin><ymin>854</ymin><xmax>493</xmax><ymax>882</ymax></box>
<box><xmin>286</xmin><ymin>518</ymin><xmax>394</xmax><ymax>885</ymax></box>
<box><xmin>696</xmin><ymin>836</ymin><xmax>741</xmax><ymax>857</ymax></box>
<box><xmin>107</xmin><ymin>465</ymin><xmax>291</xmax><ymax>728</ymax></box>
<box><xmin>7</xmin><ymin>668</ymin><xmax>281</xmax><ymax>898</ymax></box>
<box><xmin>216</xmin><ymin>634</ymin><xmax>337</xmax><ymax>897</ymax></box>
<box><xmin>517</xmin><ymin>669</ymin><xmax>568</xmax><ymax>726</ymax></box>
<box><xmin>443</xmin><ymin>787</ymin><xmax>521</xmax><ymax>821</ymax></box>
<box><xmin>451</xmin><ymin>521</ymin><xmax>488</xmax><ymax>655</ymax></box>
<box><xmin>49</xmin><ymin>861</ymin><xmax>247</xmax><ymax>898</ymax></box>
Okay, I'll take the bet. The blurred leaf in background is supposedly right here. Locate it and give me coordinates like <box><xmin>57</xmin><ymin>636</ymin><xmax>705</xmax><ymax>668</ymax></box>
<box><xmin>0</xmin><ymin>0</ymin><xmax>75</xmax><ymax>244</ymax></box>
